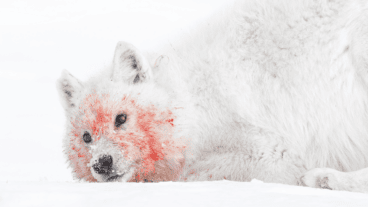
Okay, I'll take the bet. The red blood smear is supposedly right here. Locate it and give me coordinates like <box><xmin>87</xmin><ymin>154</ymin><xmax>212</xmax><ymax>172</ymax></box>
<box><xmin>68</xmin><ymin>93</ymin><xmax>186</xmax><ymax>182</ymax></box>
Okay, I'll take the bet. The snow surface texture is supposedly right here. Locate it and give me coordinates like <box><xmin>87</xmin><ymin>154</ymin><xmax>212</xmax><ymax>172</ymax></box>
<box><xmin>2</xmin><ymin>180</ymin><xmax>368</xmax><ymax>207</ymax></box>
<box><xmin>1</xmin><ymin>0</ymin><xmax>368</xmax><ymax>206</ymax></box>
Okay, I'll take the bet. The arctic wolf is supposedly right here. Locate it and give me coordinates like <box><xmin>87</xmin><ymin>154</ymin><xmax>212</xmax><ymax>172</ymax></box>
<box><xmin>57</xmin><ymin>0</ymin><xmax>368</xmax><ymax>193</ymax></box>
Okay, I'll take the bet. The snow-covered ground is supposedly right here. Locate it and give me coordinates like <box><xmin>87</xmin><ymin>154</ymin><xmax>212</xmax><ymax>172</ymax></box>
<box><xmin>2</xmin><ymin>180</ymin><xmax>368</xmax><ymax>207</ymax></box>
<box><xmin>1</xmin><ymin>0</ymin><xmax>368</xmax><ymax>206</ymax></box>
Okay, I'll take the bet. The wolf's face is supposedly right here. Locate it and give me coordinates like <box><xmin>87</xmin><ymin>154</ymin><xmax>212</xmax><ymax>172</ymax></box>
<box><xmin>57</xmin><ymin>42</ymin><xmax>185</xmax><ymax>182</ymax></box>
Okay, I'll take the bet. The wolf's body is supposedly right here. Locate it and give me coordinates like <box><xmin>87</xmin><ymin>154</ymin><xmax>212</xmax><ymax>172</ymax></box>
<box><xmin>57</xmin><ymin>0</ymin><xmax>368</xmax><ymax>193</ymax></box>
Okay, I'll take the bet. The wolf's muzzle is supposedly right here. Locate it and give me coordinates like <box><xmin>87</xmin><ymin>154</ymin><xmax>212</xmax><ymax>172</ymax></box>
<box><xmin>92</xmin><ymin>154</ymin><xmax>113</xmax><ymax>174</ymax></box>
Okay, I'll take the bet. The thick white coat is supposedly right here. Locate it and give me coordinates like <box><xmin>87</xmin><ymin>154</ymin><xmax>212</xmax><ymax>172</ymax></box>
<box><xmin>58</xmin><ymin>0</ymin><xmax>368</xmax><ymax>192</ymax></box>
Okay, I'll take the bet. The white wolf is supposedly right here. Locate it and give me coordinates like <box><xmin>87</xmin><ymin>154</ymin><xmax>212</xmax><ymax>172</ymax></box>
<box><xmin>57</xmin><ymin>0</ymin><xmax>368</xmax><ymax>193</ymax></box>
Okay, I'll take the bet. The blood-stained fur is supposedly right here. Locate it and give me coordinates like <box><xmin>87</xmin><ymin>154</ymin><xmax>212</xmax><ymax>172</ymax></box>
<box><xmin>57</xmin><ymin>0</ymin><xmax>368</xmax><ymax>193</ymax></box>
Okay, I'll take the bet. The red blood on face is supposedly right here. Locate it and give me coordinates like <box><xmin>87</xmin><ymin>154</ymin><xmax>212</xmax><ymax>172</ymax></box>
<box><xmin>69</xmin><ymin>93</ymin><xmax>186</xmax><ymax>182</ymax></box>
<box><xmin>110</xmin><ymin>96</ymin><xmax>185</xmax><ymax>181</ymax></box>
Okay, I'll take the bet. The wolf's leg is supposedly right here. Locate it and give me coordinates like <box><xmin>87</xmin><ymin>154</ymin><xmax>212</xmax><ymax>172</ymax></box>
<box><xmin>299</xmin><ymin>167</ymin><xmax>368</xmax><ymax>193</ymax></box>
<box><xmin>181</xmin><ymin>127</ymin><xmax>309</xmax><ymax>183</ymax></box>
<box><xmin>181</xmin><ymin>144</ymin><xmax>306</xmax><ymax>184</ymax></box>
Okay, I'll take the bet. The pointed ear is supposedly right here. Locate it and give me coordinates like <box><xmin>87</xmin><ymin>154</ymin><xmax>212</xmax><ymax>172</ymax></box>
<box><xmin>56</xmin><ymin>70</ymin><xmax>83</xmax><ymax>112</ymax></box>
<box><xmin>111</xmin><ymin>41</ymin><xmax>152</xmax><ymax>84</ymax></box>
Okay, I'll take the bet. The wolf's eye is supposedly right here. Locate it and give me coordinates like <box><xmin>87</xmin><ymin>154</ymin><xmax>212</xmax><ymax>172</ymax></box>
<box><xmin>83</xmin><ymin>131</ymin><xmax>92</xmax><ymax>143</ymax></box>
<box><xmin>115</xmin><ymin>113</ymin><xmax>127</xmax><ymax>128</ymax></box>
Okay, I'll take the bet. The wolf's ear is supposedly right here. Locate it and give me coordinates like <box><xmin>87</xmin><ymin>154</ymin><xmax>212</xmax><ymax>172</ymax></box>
<box><xmin>56</xmin><ymin>70</ymin><xmax>83</xmax><ymax>112</ymax></box>
<box><xmin>111</xmin><ymin>41</ymin><xmax>152</xmax><ymax>84</ymax></box>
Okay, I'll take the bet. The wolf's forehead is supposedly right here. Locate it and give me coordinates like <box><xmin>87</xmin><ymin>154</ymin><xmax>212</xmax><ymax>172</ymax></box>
<box><xmin>87</xmin><ymin>80</ymin><xmax>133</xmax><ymax>92</ymax></box>
<box><xmin>86</xmin><ymin>91</ymin><xmax>119</xmax><ymax>102</ymax></box>
<box><xmin>73</xmin><ymin>94</ymin><xmax>120</xmax><ymax>128</ymax></box>
<box><xmin>77</xmin><ymin>82</ymin><xmax>169</xmax><ymax>116</ymax></box>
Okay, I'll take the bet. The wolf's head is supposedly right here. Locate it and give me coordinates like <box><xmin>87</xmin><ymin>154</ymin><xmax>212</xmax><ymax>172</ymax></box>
<box><xmin>57</xmin><ymin>42</ymin><xmax>186</xmax><ymax>182</ymax></box>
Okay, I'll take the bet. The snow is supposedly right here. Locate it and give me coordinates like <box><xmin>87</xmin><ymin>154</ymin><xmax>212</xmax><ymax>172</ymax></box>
<box><xmin>2</xmin><ymin>180</ymin><xmax>368</xmax><ymax>207</ymax></box>
<box><xmin>1</xmin><ymin>0</ymin><xmax>368</xmax><ymax>206</ymax></box>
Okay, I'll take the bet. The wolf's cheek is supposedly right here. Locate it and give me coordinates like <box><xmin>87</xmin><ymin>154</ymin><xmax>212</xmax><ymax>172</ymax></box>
<box><xmin>68</xmin><ymin>138</ymin><xmax>97</xmax><ymax>182</ymax></box>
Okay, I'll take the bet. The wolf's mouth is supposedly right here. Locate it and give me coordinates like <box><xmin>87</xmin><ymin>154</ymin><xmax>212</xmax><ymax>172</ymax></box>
<box><xmin>106</xmin><ymin>173</ymin><xmax>125</xmax><ymax>182</ymax></box>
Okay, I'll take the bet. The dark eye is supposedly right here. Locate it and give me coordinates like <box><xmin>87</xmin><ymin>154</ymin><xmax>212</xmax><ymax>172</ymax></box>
<box><xmin>115</xmin><ymin>113</ymin><xmax>127</xmax><ymax>128</ymax></box>
<box><xmin>83</xmin><ymin>131</ymin><xmax>92</xmax><ymax>143</ymax></box>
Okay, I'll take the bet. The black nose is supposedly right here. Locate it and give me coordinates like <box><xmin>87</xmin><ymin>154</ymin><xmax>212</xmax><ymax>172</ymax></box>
<box><xmin>92</xmin><ymin>155</ymin><xmax>113</xmax><ymax>174</ymax></box>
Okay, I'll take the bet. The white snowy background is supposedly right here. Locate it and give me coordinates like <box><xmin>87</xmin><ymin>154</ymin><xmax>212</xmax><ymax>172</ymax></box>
<box><xmin>1</xmin><ymin>0</ymin><xmax>368</xmax><ymax>206</ymax></box>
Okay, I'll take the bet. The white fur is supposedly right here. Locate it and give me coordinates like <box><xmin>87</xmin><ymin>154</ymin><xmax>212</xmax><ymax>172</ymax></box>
<box><xmin>58</xmin><ymin>0</ymin><xmax>368</xmax><ymax>192</ymax></box>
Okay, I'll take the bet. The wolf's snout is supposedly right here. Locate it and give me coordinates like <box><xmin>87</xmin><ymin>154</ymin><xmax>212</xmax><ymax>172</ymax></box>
<box><xmin>92</xmin><ymin>154</ymin><xmax>113</xmax><ymax>174</ymax></box>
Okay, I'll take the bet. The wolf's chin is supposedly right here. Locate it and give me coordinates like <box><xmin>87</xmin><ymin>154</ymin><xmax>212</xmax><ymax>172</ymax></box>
<box><xmin>103</xmin><ymin>167</ymin><xmax>135</xmax><ymax>182</ymax></box>
<box><xmin>106</xmin><ymin>173</ymin><xmax>125</xmax><ymax>182</ymax></box>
